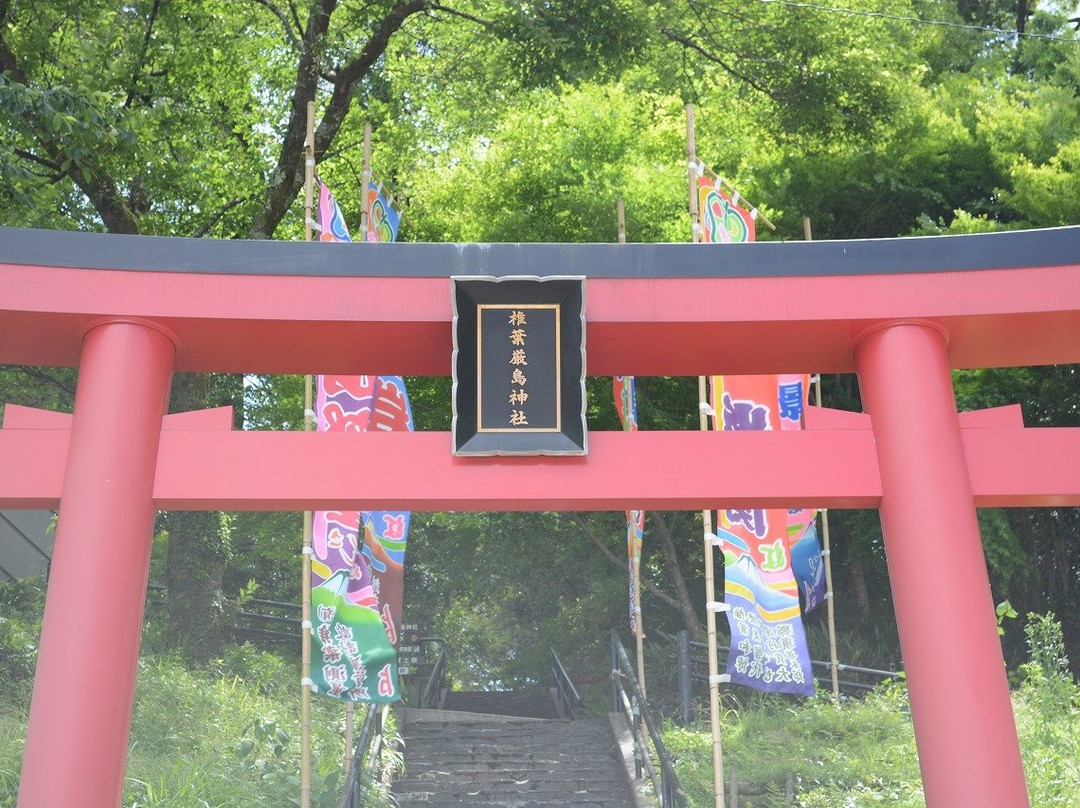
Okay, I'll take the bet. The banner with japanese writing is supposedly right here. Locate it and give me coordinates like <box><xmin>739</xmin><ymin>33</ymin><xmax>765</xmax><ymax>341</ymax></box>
<box><xmin>719</xmin><ymin>525</ymin><xmax>815</xmax><ymax>695</ymax></box>
<box><xmin>775</xmin><ymin>374</ymin><xmax>827</xmax><ymax>613</ymax></box>
<box><xmin>614</xmin><ymin>376</ymin><xmax>644</xmax><ymax>635</ymax></box>
<box><xmin>309</xmin><ymin>375</ymin><xmax>411</xmax><ymax>703</ymax></box>
<box><xmin>713</xmin><ymin>374</ymin><xmax>814</xmax><ymax>695</ymax></box>
<box><xmin>366</xmin><ymin>181</ymin><xmax>400</xmax><ymax>243</ymax></box>
<box><xmin>316</xmin><ymin>180</ymin><xmax>353</xmax><ymax>243</ymax></box>
<box><xmin>698</xmin><ymin>176</ymin><xmax>756</xmax><ymax>243</ymax></box>
<box><xmin>358</xmin><ymin>376</ymin><xmax>414</xmax><ymax>647</ymax></box>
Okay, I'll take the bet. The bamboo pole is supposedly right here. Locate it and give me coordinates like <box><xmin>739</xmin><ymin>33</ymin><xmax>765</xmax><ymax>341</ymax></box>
<box><xmin>803</xmin><ymin>215</ymin><xmax>841</xmax><ymax>702</ymax></box>
<box><xmin>344</xmin><ymin>706</ymin><xmax>354</xmax><ymax>782</ymax></box>
<box><xmin>360</xmin><ymin>123</ymin><xmax>372</xmax><ymax>237</ymax></box>
<box><xmin>686</xmin><ymin>105</ymin><xmax>701</xmax><ymax>244</ymax></box>
<box><xmin>300</xmin><ymin>101</ymin><xmax>316</xmax><ymax>808</ymax></box>
<box><xmin>692</xmin><ymin>156</ymin><xmax>776</xmax><ymax>232</ymax></box>
<box><xmin>343</xmin><ymin>123</ymin><xmax>373</xmax><ymax>777</ymax></box>
<box><xmin>617</xmin><ymin>197</ymin><xmax>646</xmax><ymax>697</ymax></box>
<box><xmin>814</xmin><ymin>374</ymin><xmax>841</xmax><ymax>702</ymax></box>
<box><xmin>304</xmin><ymin>104</ymin><xmax>315</xmax><ymax>244</ymax></box>
<box><xmin>688</xmin><ymin>104</ymin><xmax>725</xmax><ymax>808</ymax></box>
<box><xmin>700</xmin><ymin>379</ymin><xmax>726</xmax><ymax>808</ymax></box>
<box><xmin>634</xmin><ymin>534</ymin><xmax>646</xmax><ymax>699</ymax></box>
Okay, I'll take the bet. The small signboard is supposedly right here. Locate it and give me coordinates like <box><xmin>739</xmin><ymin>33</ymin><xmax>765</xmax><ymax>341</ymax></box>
<box><xmin>452</xmin><ymin>276</ymin><xmax>586</xmax><ymax>456</ymax></box>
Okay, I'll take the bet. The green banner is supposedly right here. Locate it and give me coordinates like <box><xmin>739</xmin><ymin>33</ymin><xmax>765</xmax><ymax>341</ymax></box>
<box><xmin>310</xmin><ymin>570</ymin><xmax>399</xmax><ymax>703</ymax></box>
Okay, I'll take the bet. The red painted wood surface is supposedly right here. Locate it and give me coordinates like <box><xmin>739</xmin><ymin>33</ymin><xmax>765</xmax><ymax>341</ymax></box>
<box><xmin>5</xmin><ymin>414</ymin><xmax>1080</xmax><ymax>511</ymax></box>
<box><xmin>17</xmin><ymin>321</ymin><xmax>175</xmax><ymax>808</ymax></box>
<box><xmin>855</xmin><ymin>322</ymin><xmax>1028</xmax><ymax>807</ymax></box>
<box><xmin>4</xmin><ymin>262</ymin><xmax>1080</xmax><ymax>374</ymax></box>
<box><xmin>7</xmin><ymin>231</ymin><xmax>1077</xmax><ymax>808</ymax></box>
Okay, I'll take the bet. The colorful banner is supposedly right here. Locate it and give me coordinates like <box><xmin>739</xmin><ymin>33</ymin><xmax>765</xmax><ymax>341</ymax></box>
<box><xmin>775</xmin><ymin>374</ymin><xmax>827</xmax><ymax>613</ymax></box>
<box><xmin>790</xmin><ymin>520</ymin><xmax>826</xmax><ymax>613</ymax></box>
<box><xmin>719</xmin><ymin>526</ymin><xmax>815</xmax><ymax>696</ymax></box>
<box><xmin>698</xmin><ymin>176</ymin><xmax>755</xmax><ymax>243</ymax></box>
<box><xmin>366</xmin><ymin>182</ymin><xmax>400</xmax><ymax>243</ymax></box>
<box><xmin>614</xmin><ymin>375</ymin><xmax>644</xmax><ymax>635</ymax></box>
<box><xmin>358</xmin><ymin>375</ymin><xmax>414</xmax><ymax>646</ymax></box>
<box><xmin>713</xmin><ymin>374</ymin><xmax>814</xmax><ymax>695</ymax></box>
<box><xmin>316</xmin><ymin>180</ymin><xmax>353</xmax><ymax>243</ymax></box>
<box><xmin>310</xmin><ymin>375</ymin><xmax>412</xmax><ymax>703</ymax></box>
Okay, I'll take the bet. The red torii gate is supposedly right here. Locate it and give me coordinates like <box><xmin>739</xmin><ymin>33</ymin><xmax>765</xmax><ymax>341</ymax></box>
<box><xmin>4</xmin><ymin>225</ymin><xmax>1080</xmax><ymax>807</ymax></box>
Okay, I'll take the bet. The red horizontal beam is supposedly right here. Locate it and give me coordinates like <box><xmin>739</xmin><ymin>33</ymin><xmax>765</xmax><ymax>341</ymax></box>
<box><xmin>5</xmin><ymin>263</ymin><xmax>1080</xmax><ymax>374</ymax></box>
<box><xmin>3</xmin><ymin>423</ymin><xmax>1079</xmax><ymax>511</ymax></box>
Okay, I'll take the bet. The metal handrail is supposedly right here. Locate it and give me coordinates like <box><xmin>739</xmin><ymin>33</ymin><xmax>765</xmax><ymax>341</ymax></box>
<box><xmin>338</xmin><ymin>704</ymin><xmax>389</xmax><ymax>808</ymax></box>
<box><xmin>421</xmin><ymin>638</ymin><xmax>448</xmax><ymax>709</ymax></box>
<box><xmin>689</xmin><ymin>638</ymin><xmax>902</xmax><ymax>680</ymax></box>
<box><xmin>675</xmin><ymin>630</ymin><xmax>904</xmax><ymax>723</ymax></box>
<box><xmin>550</xmin><ymin>647</ymin><xmax>582</xmax><ymax>719</ymax></box>
<box><xmin>611</xmin><ymin>630</ymin><xmax>687</xmax><ymax>808</ymax></box>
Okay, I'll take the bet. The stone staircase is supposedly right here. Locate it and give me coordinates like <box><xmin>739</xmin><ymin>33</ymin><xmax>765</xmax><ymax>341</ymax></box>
<box><xmin>440</xmin><ymin>689</ymin><xmax>563</xmax><ymax>719</ymax></box>
<box><xmin>392</xmin><ymin>690</ymin><xmax>639</xmax><ymax>807</ymax></box>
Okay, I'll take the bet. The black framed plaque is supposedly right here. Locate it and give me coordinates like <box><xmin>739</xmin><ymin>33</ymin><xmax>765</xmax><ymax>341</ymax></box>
<box><xmin>452</xmin><ymin>276</ymin><xmax>586</xmax><ymax>456</ymax></box>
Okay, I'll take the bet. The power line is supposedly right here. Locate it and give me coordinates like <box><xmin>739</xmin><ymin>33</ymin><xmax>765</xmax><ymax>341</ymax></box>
<box><xmin>756</xmin><ymin>0</ymin><xmax>1080</xmax><ymax>43</ymax></box>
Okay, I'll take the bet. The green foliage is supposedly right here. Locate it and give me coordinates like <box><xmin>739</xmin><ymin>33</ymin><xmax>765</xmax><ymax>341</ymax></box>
<box><xmin>0</xmin><ymin>643</ymin><xmax>359</xmax><ymax>807</ymax></box>
<box><xmin>406</xmin><ymin>511</ymin><xmax>627</xmax><ymax>688</ymax></box>
<box><xmin>997</xmin><ymin>599</ymin><xmax>1019</xmax><ymax>635</ymax></box>
<box><xmin>493</xmin><ymin>0</ymin><xmax>652</xmax><ymax>87</ymax></box>
<box><xmin>1014</xmin><ymin>613</ymin><xmax>1080</xmax><ymax>806</ymax></box>
<box><xmin>666</xmin><ymin>664</ymin><xmax>1080</xmax><ymax>807</ymax></box>
<box><xmin>1023</xmin><ymin>612</ymin><xmax>1071</xmax><ymax>686</ymax></box>
<box><xmin>124</xmin><ymin>652</ymin><xmax>349</xmax><ymax>808</ymax></box>
<box><xmin>0</xmin><ymin>578</ymin><xmax>45</xmax><ymax>697</ymax></box>
<box><xmin>411</xmin><ymin>82</ymin><xmax>689</xmax><ymax>243</ymax></box>
<box><xmin>665</xmin><ymin>686</ymin><xmax>922</xmax><ymax>807</ymax></box>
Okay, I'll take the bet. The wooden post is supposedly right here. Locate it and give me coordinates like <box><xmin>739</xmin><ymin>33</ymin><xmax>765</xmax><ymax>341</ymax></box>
<box><xmin>621</xmin><ymin>199</ymin><xmax>645</xmax><ymax>695</ymax></box>
<box><xmin>343</xmin><ymin>121</ymin><xmax>373</xmax><ymax>771</ymax></box>
<box><xmin>617</xmin><ymin>197</ymin><xmax>645</xmax><ymax>699</ymax></box>
<box><xmin>803</xmin><ymin>217</ymin><xmax>841</xmax><ymax>702</ymax></box>
<box><xmin>815</xmin><ymin>374</ymin><xmax>841</xmax><ymax>702</ymax></box>
<box><xmin>17</xmin><ymin>321</ymin><xmax>175</xmax><ymax>807</ymax></box>
<box><xmin>300</xmin><ymin>100</ymin><xmax>316</xmax><ymax>808</ymax></box>
<box><xmin>360</xmin><ymin>123</ymin><xmax>372</xmax><ymax>238</ymax></box>
<box><xmin>855</xmin><ymin>322</ymin><xmax>1029</xmax><ymax>806</ymax></box>
<box><xmin>689</xmin><ymin>104</ymin><xmax>725</xmax><ymax>808</ymax></box>
<box><xmin>699</xmin><ymin>376</ymin><xmax>726</xmax><ymax>808</ymax></box>
<box><xmin>686</xmin><ymin>105</ymin><xmax>700</xmax><ymax>244</ymax></box>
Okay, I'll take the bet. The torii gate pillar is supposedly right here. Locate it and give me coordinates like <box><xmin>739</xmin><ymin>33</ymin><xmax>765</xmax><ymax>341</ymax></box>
<box><xmin>855</xmin><ymin>321</ymin><xmax>1028</xmax><ymax>807</ymax></box>
<box><xmin>17</xmin><ymin>320</ymin><xmax>176</xmax><ymax>808</ymax></box>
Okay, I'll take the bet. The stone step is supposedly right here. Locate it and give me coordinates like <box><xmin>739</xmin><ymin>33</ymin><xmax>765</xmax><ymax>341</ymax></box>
<box><xmin>392</xmin><ymin>713</ymin><xmax>635</xmax><ymax>808</ymax></box>
<box><xmin>441</xmin><ymin>689</ymin><xmax>562</xmax><ymax>719</ymax></box>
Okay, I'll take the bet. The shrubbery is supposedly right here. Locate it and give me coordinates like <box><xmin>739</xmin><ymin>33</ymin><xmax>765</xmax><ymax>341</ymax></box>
<box><xmin>0</xmin><ymin>577</ymin><xmax>380</xmax><ymax>808</ymax></box>
<box><xmin>665</xmin><ymin>613</ymin><xmax>1080</xmax><ymax>807</ymax></box>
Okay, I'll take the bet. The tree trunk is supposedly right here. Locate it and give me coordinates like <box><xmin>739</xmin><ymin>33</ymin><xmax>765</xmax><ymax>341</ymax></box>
<box><xmin>850</xmin><ymin>556</ymin><xmax>872</xmax><ymax>617</ymax></box>
<box><xmin>652</xmin><ymin>513</ymin><xmax>706</xmax><ymax>640</ymax></box>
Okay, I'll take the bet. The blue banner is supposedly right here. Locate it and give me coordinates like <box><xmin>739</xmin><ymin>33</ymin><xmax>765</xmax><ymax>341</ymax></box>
<box><xmin>790</xmin><ymin>521</ymin><xmax>827</xmax><ymax>613</ymax></box>
<box><xmin>721</xmin><ymin>529</ymin><xmax>815</xmax><ymax>696</ymax></box>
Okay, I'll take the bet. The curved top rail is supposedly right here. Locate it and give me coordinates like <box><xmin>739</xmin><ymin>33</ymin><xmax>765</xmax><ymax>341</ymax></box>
<box><xmin>2</xmin><ymin>224</ymin><xmax>1080</xmax><ymax>279</ymax></box>
<box><xmin>3</xmin><ymin>226</ymin><xmax>1080</xmax><ymax>374</ymax></box>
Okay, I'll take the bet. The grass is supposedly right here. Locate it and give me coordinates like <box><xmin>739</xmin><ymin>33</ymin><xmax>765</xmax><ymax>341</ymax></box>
<box><xmin>0</xmin><ymin>646</ymin><xmax>386</xmax><ymax>808</ymax></box>
<box><xmin>663</xmin><ymin>674</ymin><xmax>1080</xmax><ymax>807</ymax></box>
<box><xmin>4</xmin><ymin>647</ymin><xmax>1080</xmax><ymax>807</ymax></box>
<box><xmin>3</xmin><ymin>573</ymin><xmax>1079</xmax><ymax>808</ymax></box>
